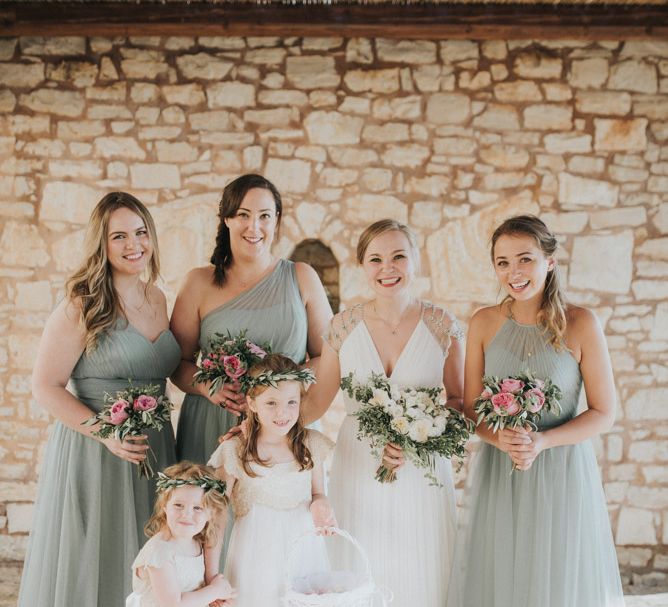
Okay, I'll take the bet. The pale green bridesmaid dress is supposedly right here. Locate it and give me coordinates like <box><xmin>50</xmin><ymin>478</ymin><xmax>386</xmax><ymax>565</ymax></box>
<box><xmin>18</xmin><ymin>322</ymin><xmax>181</xmax><ymax>607</ymax></box>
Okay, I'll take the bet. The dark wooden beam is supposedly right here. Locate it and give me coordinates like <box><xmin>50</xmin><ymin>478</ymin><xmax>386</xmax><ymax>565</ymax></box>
<box><xmin>0</xmin><ymin>1</ymin><xmax>667</xmax><ymax>39</ymax></box>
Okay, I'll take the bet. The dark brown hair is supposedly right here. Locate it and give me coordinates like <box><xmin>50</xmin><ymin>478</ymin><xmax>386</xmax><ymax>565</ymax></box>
<box><xmin>242</xmin><ymin>353</ymin><xmax>313</xmax><ymax>478</ymax></box>
<box><xmin>491</xmin><ymin>214</ymin><xmax>567</xmax><ymax>349</ymax></box>
<box><xmin>210</xmin><ymin>174</ymin><xmax>282</xmax><ymax>286</ymax></box>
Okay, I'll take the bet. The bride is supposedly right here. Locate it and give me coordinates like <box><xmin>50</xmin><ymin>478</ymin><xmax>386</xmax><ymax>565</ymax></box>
<box><xmin>305</xmin><ymin>219</ymin><xmax>464</xmax><ymax>607</ymax></box>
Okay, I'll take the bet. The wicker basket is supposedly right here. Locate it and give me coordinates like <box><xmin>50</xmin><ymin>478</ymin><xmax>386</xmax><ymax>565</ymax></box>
<box><xmin>283</xmin><ymin>527</ymin><xmax>391</xmax><ymax>607</ymax></box>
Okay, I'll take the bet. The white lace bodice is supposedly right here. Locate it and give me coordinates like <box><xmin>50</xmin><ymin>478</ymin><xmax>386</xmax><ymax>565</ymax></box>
<box><xmin>208</xmin><ymin>430</ymin><xmax>333</xmax><ymax>518</ymax></box>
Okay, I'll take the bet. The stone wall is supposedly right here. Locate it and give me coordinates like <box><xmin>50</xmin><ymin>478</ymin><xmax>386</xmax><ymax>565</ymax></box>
<box><xmin>1</xmin><ymin>35</ymin><xmax>667</xmax><ymax>585</ymax></box>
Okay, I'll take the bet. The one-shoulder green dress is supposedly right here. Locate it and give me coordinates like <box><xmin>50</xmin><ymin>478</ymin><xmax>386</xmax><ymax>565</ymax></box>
<box><xmin>18</xmin><ymin>323</ymin><xmax>181</xmax><ymax>607</ymax></box>
<box><xmin>176</xmin><ymin>259</ymin><xmax>308</xmax><ymax>463</ymax></box>
<box><xmin>447</xmin><ymin>318</ymin><xmax>624</xmax><ymax>607</ymax></box>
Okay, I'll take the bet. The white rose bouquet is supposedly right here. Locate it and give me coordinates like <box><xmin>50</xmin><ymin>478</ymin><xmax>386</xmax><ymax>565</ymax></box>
<box><xmin>340</xmin><ymin>372</ymin><xmax>474</xmax><ymax>486</ymax></box>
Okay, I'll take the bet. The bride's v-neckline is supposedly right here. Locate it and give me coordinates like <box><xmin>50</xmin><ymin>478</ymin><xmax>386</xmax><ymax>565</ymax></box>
<box><xmin>360</xmin><ymin>316</ymin><xmax>423</xmax><ymax>379</ymax></box>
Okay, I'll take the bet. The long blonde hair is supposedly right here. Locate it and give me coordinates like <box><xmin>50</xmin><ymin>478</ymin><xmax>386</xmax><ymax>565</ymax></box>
<box><xmin>491</xmin><ymin>215</ymin><xmax>567</xmax><ymax>349</ymax></box>
<box><xmin>242</xmin><ymin>354</ymin><xmax>313</xmax><ymax>478</ymax></box>
<box><xmin>144</xmin><ymin>462</ymin><xmax>228</xmax><ymax>548</ymax></box>
<box><xmin>66</xmin><ymin>192</ymin><xmax>160</xmax><ymax>352</ymax></box>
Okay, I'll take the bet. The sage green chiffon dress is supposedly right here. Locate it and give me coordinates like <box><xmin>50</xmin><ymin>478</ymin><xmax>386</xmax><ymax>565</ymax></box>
<box><xmin>176</xmin><ymin>259</ymin><xmax>308</xmax><ymax>463</ymax></box>
<box><xmin>447</xmin><ymin>318</ymin><xmax>624</xmax><ymax>607</ymax></box>
<box><xmin>18</xmin><ymin>323</ymin><xmax>181</xmax><ymax>607</ymax></box>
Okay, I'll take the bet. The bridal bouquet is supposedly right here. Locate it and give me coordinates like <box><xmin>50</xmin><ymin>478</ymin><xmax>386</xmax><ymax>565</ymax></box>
<box><xmin>474</xmin><ymin>372</ymin><xmax>562</xmax><ymax>432</ymax></box>
<box><xmin>82</xmin><ymin>383</ymin><xmax>173</xmax><ymax>479</ymax></box>
<box><xmin>341</xmin><ymin>372</ymin><xmax>475</xmax><ymax>486</ymax></box>
<box><xmin>193</xmin><ymin>330</ymin><xmax>270</xmax><ymax>397</ymax></box>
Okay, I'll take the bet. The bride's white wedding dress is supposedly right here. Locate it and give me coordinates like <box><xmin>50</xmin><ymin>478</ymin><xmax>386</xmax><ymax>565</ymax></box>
<box><xmin>326</xmin><ymin>302</ymin><xmax>463</xmax><ymax>607</ymax></box>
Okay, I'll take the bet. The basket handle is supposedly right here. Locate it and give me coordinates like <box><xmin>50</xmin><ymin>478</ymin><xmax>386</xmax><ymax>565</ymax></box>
<box><xmin>285</xmin><ymin>526</ymin><xmax>373</xmax><ymax>585</ymax></box>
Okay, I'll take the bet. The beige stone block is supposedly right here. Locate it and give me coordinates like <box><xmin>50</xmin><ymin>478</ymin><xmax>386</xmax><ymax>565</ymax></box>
<box><xmin>240</xmin><ymin>146</ymin><xmax>262</xmax><ymax>171</ymax></box>
<box><xmin>0</xmin><ymin>62</ymin><xmax>44</xmax><ymax>88</ymax></box>
<box><xmin>513</xmin><ymin>52</ymin><xmax>562</xmax><ymax>79</ymax></box>
<box><xmin>410</xmin><ymin>201</ymin><xmax>443</xmax><ymax>229</ymax></box>
<box><xmin>413</xmin><ymin>65</ymin><xmax>442</xmax><ymax>92</ymax></box>
<box><xmin>346</xmin><ymin>38</ymin><xmax>373</xmax><ymax>64</ymax></box>
<box><xmin>362</xmin><ymin>168</ymin><xmax>393</xmax><ymax>192</ymax></box>
<box><xmin>21</xmin><ymin>36</ymin><xmax>85</xmax><ymax>55</ymax></box>
<box><xmin>207</xmin><ymin>82</ymin><xmax>255</xmax><ymax>109</ymax></box>
<box><xmin>544</xmin><ymin>133</ymin><xmax>591</xmax><ymax>154</ymax></box>
<box><xmin>490</xmin><ymin>64</ymin><xmax>508</xmax><ymax>81</ymax></box>
<box><xmin>344</xmin><ymin>68</ymin><xmax>400</xmax><ymax>94</ymax></box>
<box><xmin>23</xmin><ymin>139</ymin><xmax>66</xmax><ymax>158</ymax></box>
<box><xmin>633</xmin><ymin>96</ymin><xmax>668</xmax><ymax>120</ymax></box>
<box><xmin>590</xmin><ymin>207</ymin><xmax>647</xmax><ymax>230</ymax></box>
<box><xmin>154</xmin><ymin>141</ymin><xmax>198</xmax><ymax>163</ymax></box>
<box><xmin>345</xmin><ymin>194</ymin><xmax>408</xmax><ymax>224</ymax></box>
<box><xmin>189</xmin><ymin>111</ymin><xmax>231</xmax><ymax>131</ymax></box>
<box><xmin>130</xmin><ymin>163</ymin><xmax>181</xmax><ymax>190</ymax></box>
<box><xmin>15</xmin><ymin>281</ymin><xmax>53</xmax><ymax>312</ymax></box>
<box><xmin>329</xmin><ymin>147</ymin><xmax>378</xmax><ymax>167</ymax></box>
<box><xmin>609</xmin><ymin>60</ymin><xmax>658</xmax><ymax>94</ymax></box>
<box><xmin>40</xmin><ymin>181</ymin><xmax>100</xmax><ymax>224</ymax></box>
<box><xmin>381</xmin><ymin>144</ymin><xmax>430</xmax><ymax>168</ymax></box>
<box><xmin>6</xmin><ymin>503</ymin><xmax>33</xmax><ymax>534</ymax></box>
<box><xmin>633</xmin><ymin>279</ymin><xmax>668</xmax><ymax>300</ymax></box>
<box><xmin>319</xmin><ymin>168</ymin><xmax>358</xmax><ymax>188</ymax></box>
<box><xmin>609</xmin><ymin>165</ymin><xmax>649</xmax><ymax>182</ymax></box>
<box><xmin>48</xmin><ymin>61</ymin><xmax>98</xmax><ymax>88</ymax></box>
<box><xmin>162</xmin><ymin>106</ymin><xmax>185</xmax><ymax>125</ymax></box>
<box><xmin>120</xmin><ymin>55</ymin><xmax>168</xmax><ymax>80</ymax></box>
<box><xmin>594</xmin><ymin>118</ymin><xmax>647</xmax><ymax>152</ymax></box>
<box><xmin>637</xmin><ymin>237</ymin><xmax>668</xmax><ymax>260</ymax></box>
<box><xmin>617</xmin><ymin>507</ymin><xmax>657</xmax><ymax>545</ymax></box>
<box><xmin>294</xmin><ymin>146</ymin><xmax>326</xmax><ymax>163</ymax></box>
<box><xmin>483</xmin><ymin>172</ymin><xmax>525</xmax><ymax>189</ymax></box>
<box><xmin>570</xmin><ymin>231</ymin><xmax>633</xmax><ymax>294</ymax></box>
<box><xmin>162</xmin><ymin>84</ymin><xmax>205</xmax><ymax>106</ymax></box>
<box><xmin>405</xmin><ymin>175</ymin><xmax>450</xmax><ymax>197</ymax></box>
<box><xmin>258</xmin><ymin>90</ymin><xmax>308</xmax><ymax>107</ymax></box>
<box><xmin>617</xmin><ymin>547</ymin><xmax>653</xmax><ymax>568</ymax></box>
<box><xmin>176</xmin><ymin>53</ymin><xmax>233</xmax><ymax>80</ymax></box>
<box><xmin>8</xmin><ymin>115</ymin><xmax>49</xmax><ymax>136</ymax></box>
<box><xmin>434</xmin><ymin>137</ymin><xmax>477</xmax><ymax>156</ymax></box>
<box><xmin>426</xmin><ymin>93</ymin><xmax>471</xmax><ymax>125</ymax></box>
<box><xmin>301</xmin><ymin>37</ymin><xmax>342</xmax><ymax>51</ymax></box>
<box><xmin>309</xmin><ymin>90</ymin><xmax>337</xmax><ymax>108</ymax></box>
<box><xmin>652</xmin><ymin>202</ymin><xmax>668</xmax><ymax>233</ymax></box>
<box><xmin>85</xmin><ymin>83</ymin><xmax>126</xmax><ymax>102</ymax></box>
<box><xmin>87</xmin><ymin>104</ymin><xmax>132</xmax><ymax>120</ymax></box>
<box><xmin>541</xmin><ymin>211</ymin><xmax>588</xmax><ymax>234</ymax></box>
<box><xmin>48</xmin><ymin>160</ymin><xmax>103</xmax><ymax>180</ymax></box>
<box><xmin>339</xmin><ymin>96</ymin><xmax>371</xmax><ymax>115</ymax></box>
<box><xmin>567</xmin><ymin>155</ymin><xmax>605</xmax><ymax>174</ymax></box>
<box><xmin>524</xmin><ymin>104</ymin><xmax>572</xmax><ymax>130</ymax></box>
<box><xmin>245</xmin><ymin>48</ymin><xmax>287</xmax><ymax>66</ymax></box>
<box><xmin>575</xmin><ymin>90</ymin><xmax>631</xmax><ymax>116</ymax></box>
<box><xmin>371</xmin><ymin>96</ymin><xmax>421</xmax><ymax>120</ymax></box>
<box><xmin>99</xmin><ymin>56</ymin><xmax>118</xmax><ymax>81</ymax></box>
<box><xmin>244</xmin><ymin>108</ymin><xmax>294</xmax><ymax>126</ymax></box>
<box><xmin>630</xmin><ymin>440</ymin><xmax>668</xmax><ymax>463</ymax></box>
<box><xmin>440</xmin><ymin>40</ymin><xmax>479</xmax><ymax>62</ymax></box>
<box><xmin>494</xmin><ymin>80</ymin><xmax>542</xmax><ymax>103</ymax></box>
<box><xmin>377</xmin><ymin>39</ymin><xmax>436</xmax><ymax>64</ymax></box>
<box><xmin>569</xmin><ymin>58</ymin><xmax>609</xmax><ymax>89</ymax></box>
<box><xmin>286</xmin><ymin>56</ymin><xmax>339</xmax><ymax>89</ymax></box>
<box><xmin>197</xmin><ymin>36</ymin><xmax>244</xmax><ymax>49</ymax></box>
<box><xmin>0</xmin><ymin>89</ymin><xmax>16</xmax><ymax>112</ymax></box>
<box><xmin>50</xmin><ymin>228</ymin><xmax>84</xmax><ymax>272</ymax></box>
<box><xmin>648</xmin><ymin>176</ymin><xmax>668</xmax><ymax>192</ymax></box>
<box><xmin>265</xmin><ymin>158</ymin><xmax>311</xmax><ymax>193</ymax></box>
<box><xmin>621</xmin><ymin>40</ymin><xmax>668</xmax><ymax>58</ymax></box>
<box><xmin>19</xmin><ymin>89</ymin><xmax>84</xmax><ymax>118</ymax></box>
<box><xmin>542</xmin><ymin>82</ymin><xmax>572</xmax><ymax>101</ymax></box>
<box><xmin>479</xmin><ymin>144</ymin><xmax>529</xmax><ymax>169</ymax></box>
<box><xmin>294</xmin><ymin>202</ymin><xmax>326</xmax><ymax>235</ymax></box>
<box><xmin>626</xmin><ymin>388</ymin><xmax>668</xmax><ymax>420</ymax></box>
<box><xmin>459</xmin><ymin>71</ymin><xmax>491</xmax><ymax>90</ymax></box>
<box><xmin>93</xmin><ymin>136</ymin><xmax>145</xmax><ymax>160</ymax></box>
<box><xmin>0</xmin><ymin>222</ymin><xmax>49</xmax><ymax>267</ymax></box>
<box><xmin>653</xmin><ymin>302</ymin><xmax>668</xmax><ymax>339</ymax></box>
<box><xmin>0</xmin><ymin>37</ymin><xmax>16</xmax><ymax>60</ymax></box>
<box><xmin>362</xmin><ymin>123</ymin><xmax>409</xmax><ymax>143</ymax></box>
<box><xmin>304</xmin><ymin>111</ymin><xmax>363</xmax><ymax>145</ymax></box>
<box><xmin>473</xmin><ymin>104</ymin><xmax>520</xmax><ymax>131</ymax></box>
<box><xmin>558</xmin><ymin>172</ymin><xmax>618</xmax><ymax>207</ymax></box>
<box><xmin>482</xmin><ymin>41</ymin><xmax>507</xmax><ymax>60</ymax></box>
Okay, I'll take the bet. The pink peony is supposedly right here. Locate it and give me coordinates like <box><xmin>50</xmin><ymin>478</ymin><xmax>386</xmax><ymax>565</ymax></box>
<box><xmin>201</xmin><ymin>358</ymin><xmax>214</xmax><ymax>370</ymax></box>
<box><xmin>500</xmin><ymin>378</ymin><xmax>525</xmax><ymax>394</ymax></box>
<box><xmin>246</xmin><ymin>340</ymin><xmax>267</xmax><ymax>358</ymax></box>
<box><xmin>480</xmin><ymin>388</ymin><xmax>493</xmax><ymax>400</ymax></box>
<box><xmin>222</xmin><ymin>355</ymin><xmax>246</xmax><ymax>379</ymax></box>
<box><xmin>491</xmin><ymin>392</ymin><xmax>520</xmax><ymax>416</ymax></box>
<box><xmin>109</xmin><ymin>399</ymin><xmax>130</xmax><ymax>424</ymax></box>
<box><xmin>134</xmin><ymin>395</ymin><xmax>157</xmax><ymax>412</ymax></box>
<box><xmin>526</xmin><ymin>388</ymin><xmax>546</xmax><ymax>413</ymax></box>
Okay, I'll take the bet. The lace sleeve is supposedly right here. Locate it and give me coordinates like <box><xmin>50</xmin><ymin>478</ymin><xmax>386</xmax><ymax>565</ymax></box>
<box><xmin>132</xmin><ymin>537</ymin><xmax>176</xmax><ymax>571</ymax></box>
<box><xmin>305</xmin><ymin>429</ymin><xmax>334</xmax><ymax>465</ymax></box>
<box><xmin>322</xmin><ymin>304</ymin><xmax>365</xmax><ymax>353</ymax></box>
<box><xmin>422</xmin><ymin>302</ymin><xmax>465</xmax><ymax>356</ymax></box>
<box><xmin>207</xmin><ymin>437</ymin><xmax>242</xmax><ymax>479</ymax></box>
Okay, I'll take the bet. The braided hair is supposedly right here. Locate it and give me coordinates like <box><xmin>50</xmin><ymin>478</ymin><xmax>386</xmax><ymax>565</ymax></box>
<box><xmin>210</xmin><ymin>174</ymin><xmax>282</xmax><ymax>286</ymax></box>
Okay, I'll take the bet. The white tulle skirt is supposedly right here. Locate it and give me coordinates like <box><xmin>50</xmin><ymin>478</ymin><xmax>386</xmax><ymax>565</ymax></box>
<box><xmin>225</xmin><ymin>502</ymin><xmax>329</xmax><ymax>607</ymax></box>
<box><xmin>328</xmin><ymin>416</ymin><xmax>458</xmax><ymax>607</ymax></box>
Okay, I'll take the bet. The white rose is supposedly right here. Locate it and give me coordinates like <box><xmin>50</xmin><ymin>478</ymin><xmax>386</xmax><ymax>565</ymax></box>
<box><xmin>369</xmin><ymin>388</ymin><xmax>390</xmax><ymax>409</ymax></box>
<box><xmin>388</xmin><ymin>404</ymin><xmax>404</xmax><ymax>418</ymax></box>
<box><xmin>390</xmin><ymin>384</ymin><xmax>401</xmax><ymax>401</ymax></box>
<box><xmin>433</xmin><ymin>415</ymin><xmax>448</xmax><ymax>434</ymax></box>
<box><xmin>391</xmin><ymin>416</ymin><xmax>410</xmax><ymax>435</ymax></box>
<box><xmin>405</xmin><ymin>406</ymin><xmax>423</xmax><ymax>420</ymax></box>
<box><xmin>408</xmin><ymin>418</ymin><xmax>432</xmax><ymax>443</ymax></box>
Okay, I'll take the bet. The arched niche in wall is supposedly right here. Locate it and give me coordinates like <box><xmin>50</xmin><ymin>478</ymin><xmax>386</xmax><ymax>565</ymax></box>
<box><xmin>289</xmin><ymin>239</ymin><xmax>340</xmax><ymax>313</ymax></box>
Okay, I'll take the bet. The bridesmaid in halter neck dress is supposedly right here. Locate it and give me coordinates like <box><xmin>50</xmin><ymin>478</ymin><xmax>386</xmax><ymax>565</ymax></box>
<box><xmin>306</xmin><ymin>219</ymin><xmax>465</xmax><ymax>607</ymax></box>
<box><xmin>447</xmin><ymin>215</ymin><xmax>624</xmax><ymax>607</ymax></box>
<box><xmin>18</xmin><ymin>193</ymin><xmax>180</xmax><ymax>607</ymax></box>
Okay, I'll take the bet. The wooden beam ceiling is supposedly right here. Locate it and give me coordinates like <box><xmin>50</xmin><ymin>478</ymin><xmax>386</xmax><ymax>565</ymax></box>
<box><xmin>0</xmin><ymin>1</ymin><xmax>667</xmax><ymax>39</ymax></box>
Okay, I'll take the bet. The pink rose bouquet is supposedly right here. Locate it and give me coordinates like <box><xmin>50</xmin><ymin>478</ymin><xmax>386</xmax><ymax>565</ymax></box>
<box><xmin>82</xmin><ymin>383</ymin><xmax>173</xmax><ymax>479</ymax></box>
<box><xmin>193</xmin><ymin>330</ymin><xmax>271</xmax><ymax>400</ymax></box>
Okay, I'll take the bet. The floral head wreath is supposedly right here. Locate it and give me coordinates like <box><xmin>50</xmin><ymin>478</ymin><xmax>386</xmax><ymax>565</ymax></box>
<box><xmin>156</xmin><ymin>472</ymin><xmax>227</xmax><ymax>496</ymax></box>
<box><xmin>246</xmin><ymin>368</ymin><xmax>316</xmax><ymax>391</ymax></box>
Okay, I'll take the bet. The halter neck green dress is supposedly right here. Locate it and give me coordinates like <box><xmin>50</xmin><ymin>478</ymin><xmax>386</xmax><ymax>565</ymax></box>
<box><xmin>447</xmin><ymin>319</ymin><xmax>624</xmax><ymax>607</ymax></box>
<box><xmin>176</xmin><ymin>259</ymin><xmax>308</xmax><ymax>463</ymax></box>
<box><xmin>18</xmin><ymin>323</ymin><xmax>181</xmax><ymax>607</ymax></box>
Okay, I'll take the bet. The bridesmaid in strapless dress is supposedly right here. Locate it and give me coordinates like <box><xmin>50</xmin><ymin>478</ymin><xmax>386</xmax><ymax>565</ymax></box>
<box><xmin>18</xmin><ymin>193</ymin><xmax>181</xmax><ymax>607</ymax></box>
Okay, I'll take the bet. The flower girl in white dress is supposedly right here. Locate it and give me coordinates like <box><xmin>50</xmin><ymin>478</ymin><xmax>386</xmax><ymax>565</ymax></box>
<box><xmin>126</xmin><ymin>461</ymin><xmax>236</xmax><ymax>607</ymax></box>
<box><xmin>305</xmin><ymin>219</ymin><xmax>465</xmax><ymax>607</ymax></box>
<box><xmin>208</xmin><ymin>354</ymin><xmax>336</xmax><ymax>607</ymax></box>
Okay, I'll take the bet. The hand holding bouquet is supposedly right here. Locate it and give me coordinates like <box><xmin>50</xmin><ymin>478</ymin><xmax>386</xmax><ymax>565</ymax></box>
<box><xmin>82</xmin><ymin>383</ymin><xmax>173</xmax><ymax>478</ymax></box>
<box><xmin>193</xmin><ymin>330</ymin><xmax>270</xmax><ymax>399</ymax></box>
<box><xmin>341</xmin><ymin>372</ymin><xmax>474</xmax><ymax>486</ymax></box>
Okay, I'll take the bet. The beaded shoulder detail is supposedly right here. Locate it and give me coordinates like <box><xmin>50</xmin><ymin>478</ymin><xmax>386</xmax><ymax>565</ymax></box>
<box><xmin>421</xmin><ymin>302</ymin><xmax>465</xmax><ymax>356</ymax></box>
<box><xmin>323</xmin><ymin>304</ymin><xmax>365</xmax><ymax>353</ymax></box>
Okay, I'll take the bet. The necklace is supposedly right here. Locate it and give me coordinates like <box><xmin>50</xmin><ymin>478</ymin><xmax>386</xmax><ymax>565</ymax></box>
<box><xmin>508</xmin><ymin>302</ymin><xmax>534</xmax><ymax>361</ymax></box>
<box><xmin>372</xmin><ymin>302</ymin><xmax>414</xmax><ymax>335</ymax></box>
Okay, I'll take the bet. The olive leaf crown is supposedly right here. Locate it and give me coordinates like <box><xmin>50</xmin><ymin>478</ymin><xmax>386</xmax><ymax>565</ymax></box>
<box><xmin>155</xmin><ymin>472</ymin><xmax>227</xmax><ymax>495</ymax></box>
<box><xmin>246</xmin><ymin>367</ymin><xmax>316</xmax><ymax>390</ymax></box>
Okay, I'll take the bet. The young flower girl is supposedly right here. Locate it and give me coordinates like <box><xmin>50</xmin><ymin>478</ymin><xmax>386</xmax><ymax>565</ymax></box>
<box><xmin>126</xmin><ymin>461</ymin><xmax>236</xmax><ymax>607</ymax></box>
<box><xmin>208</xmin><ymin>353</ymin><xmax>336</xmax><ymax>607</ymax></box>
